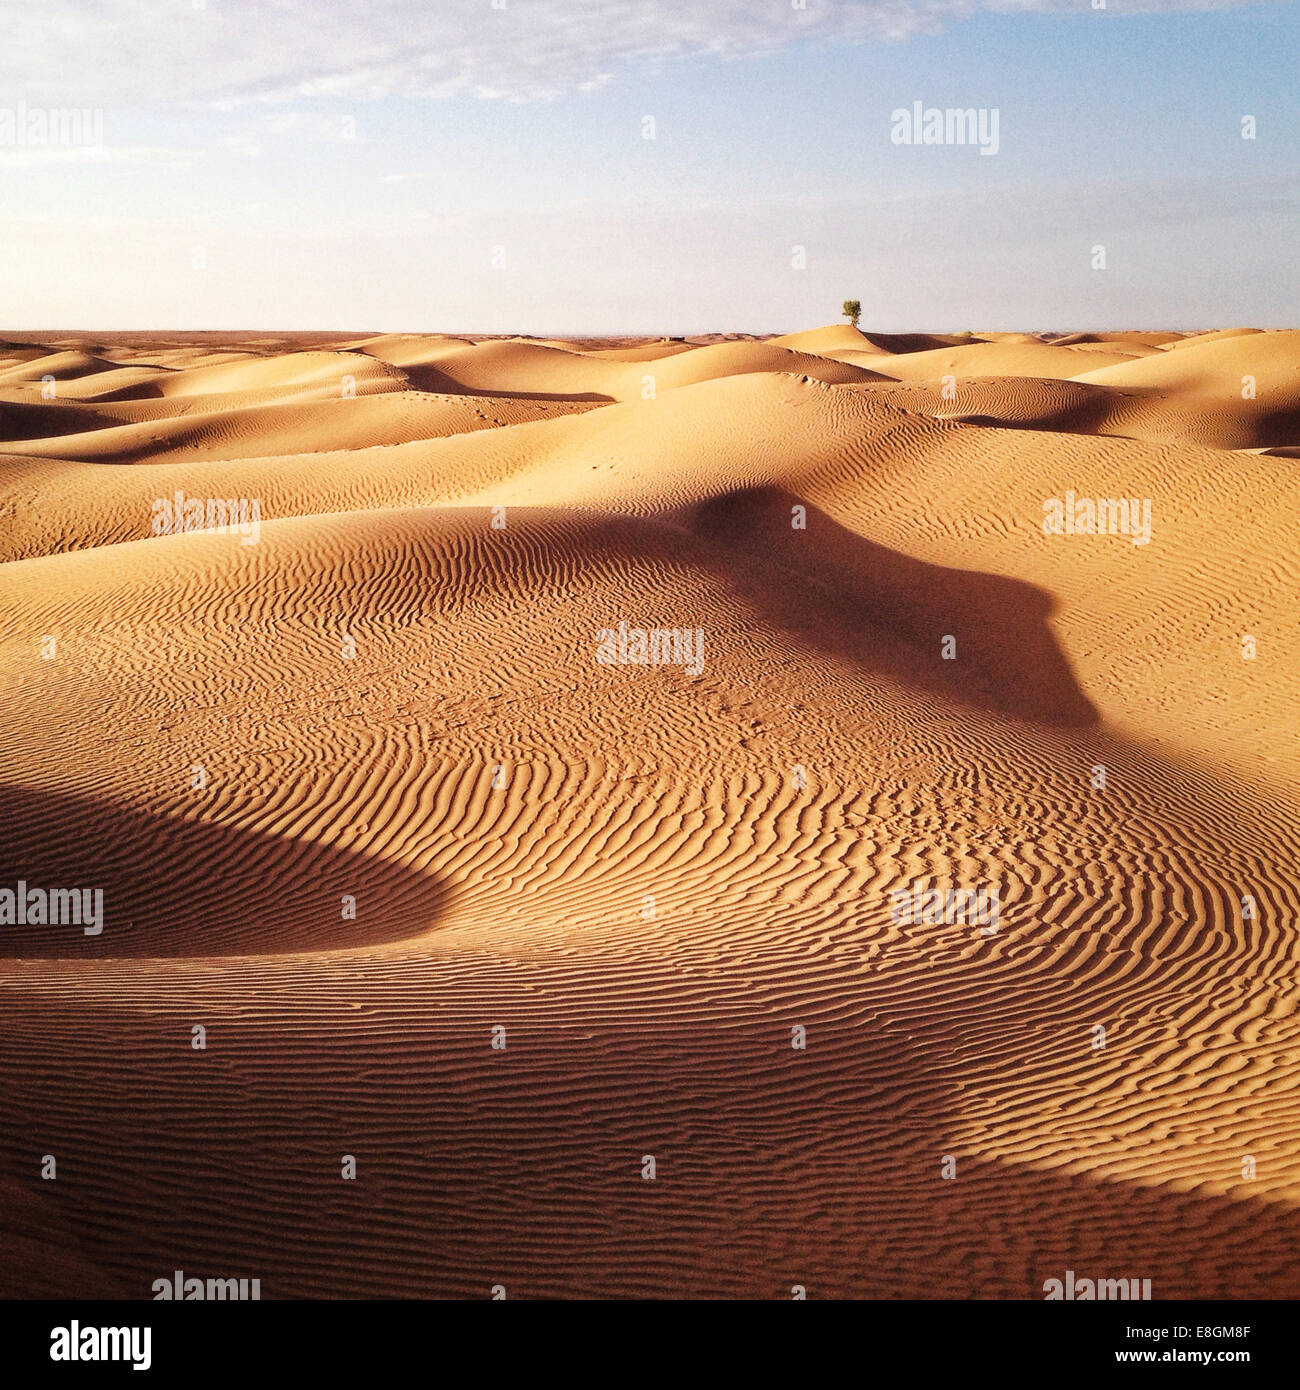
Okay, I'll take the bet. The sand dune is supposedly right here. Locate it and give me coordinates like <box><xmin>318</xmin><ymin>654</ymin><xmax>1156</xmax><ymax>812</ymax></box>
<box><xmin>0</xmin><ymin>349</ymin><xmax>125</xmax><ymax>384</ymax></box>
<box><xmin>1072</xmin><ymin>327</ymin><xmax>1300</xmax><ymax>392</ymax></box>
<box><xmin>1064</xmin><ymin>330</ymin><xmax>1300</xmax><ymax>448</ymax></box>
<box><xmin>858</xmin><ymin>373</ymin><xmax>1296</xmax><ymax>451</ymax></box>
<box><xmin>835</xmin><ymin>339</ymin><xmax>1153</xmax><ymax>381</ymax></box>
<box><xmin>0</xmin><ymin>391</ymin><xmax>596</xmax><ymax>465</ymax></box>
<box><xmin>1160</xmin><ymin>327</ymin><xmax>1264</xmax><ymax>351</ymax></box>
<box><xmin>388</xmin><ymin>336</ymin><xmax>885</xmax><ymax>400</ymax></box>
<box><xmin>772</xmin><ymin>325</ymin><xmax>983</xmax><ymax>356</ymax></box>
<box><xmin>1048</xmin><ymin>331</ymin><xmax>1183</xmax><ymax>348</ymax></box>
<box><xmin>1</xmin><ymin>324</ymin><xmax>1298</xmax><ymax>1299</ymax></box>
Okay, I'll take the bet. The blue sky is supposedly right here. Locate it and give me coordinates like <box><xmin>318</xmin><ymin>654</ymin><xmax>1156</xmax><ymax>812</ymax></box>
<box><xmin>1</xmin><ymin>0</ymin><xmax>1296</xmax><ymax>332</ymax></box>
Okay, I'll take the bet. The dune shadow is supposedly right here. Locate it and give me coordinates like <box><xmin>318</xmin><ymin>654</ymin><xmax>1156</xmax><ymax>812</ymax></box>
<box><xmin>401</xmin><ymin>363</ymin><xmax>614</xmax><ymax>403</ymax></box>
<box><xmin>82</xmin><ymin>382</ymin><xmax>167</xmax><ymax>403</ymax></box>
<box><xmin>681</xmin><ymin>487</ymin><xmax>1099</xmax><ymax>726</ymax></box>
<box><xmin>0</xmin><ymin>781</ymin><xmax>452</xmax><ymax>959</ymax></box>
<box><xmin>433</xmin><ymin>499</ymin><xmax>1096</xmax><ymax>728</ymax></box>
<box><xmin>0</xmin><ymin>400</ymin><xmax>129</xmax><ymax>442</ymax></box>
<box><xmin>940</xmin><ymin>389</ymin><xmax>1300</xmax><ymax>451</ymax></box>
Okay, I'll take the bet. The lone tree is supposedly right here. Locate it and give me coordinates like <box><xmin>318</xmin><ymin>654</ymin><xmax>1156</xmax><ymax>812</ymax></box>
<box><xmin>842</xmin><ymin>299</ymin><xmax>861</xmax><ymax>329</ymax></box>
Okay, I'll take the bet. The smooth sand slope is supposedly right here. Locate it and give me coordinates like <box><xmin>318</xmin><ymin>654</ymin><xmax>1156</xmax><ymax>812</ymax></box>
<box><xmin>1</xmin><ymin>326</ymin><xmax>1298</xmax><ymax>1298</ymax></box>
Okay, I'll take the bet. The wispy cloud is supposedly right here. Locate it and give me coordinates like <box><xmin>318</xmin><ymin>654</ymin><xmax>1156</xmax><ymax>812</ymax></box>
<box><xmin>2</xmin><ymin>0</ymin><xmax>1274</xmax><ymax>107</ymax></box>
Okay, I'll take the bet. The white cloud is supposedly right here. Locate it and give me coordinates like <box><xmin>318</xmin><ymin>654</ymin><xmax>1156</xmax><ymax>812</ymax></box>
<box><xmin>1</xmin><ymin>0</ymin><xmax>1270</xmax><ymax>108</ymax></box>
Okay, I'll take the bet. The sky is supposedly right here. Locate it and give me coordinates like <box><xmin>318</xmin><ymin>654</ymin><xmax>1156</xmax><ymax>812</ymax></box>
<box><xmin>1</xmin><ymin>0</ymin><xmax>1296</xmax><ymax>333</ymax></box>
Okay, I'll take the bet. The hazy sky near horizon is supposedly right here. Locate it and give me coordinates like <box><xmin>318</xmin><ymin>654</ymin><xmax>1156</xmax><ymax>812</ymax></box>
<box><xmin>2</xmin><ymin>0</ymin><xmax>1297</xmax><ymax>332</ymax></box>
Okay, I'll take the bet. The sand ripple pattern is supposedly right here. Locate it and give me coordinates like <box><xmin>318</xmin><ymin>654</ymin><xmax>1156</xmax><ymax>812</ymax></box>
<box><xmin>1</xmin><ymin>327</ymin><xmax>1298</xmax><ymax>1298</ymax></box>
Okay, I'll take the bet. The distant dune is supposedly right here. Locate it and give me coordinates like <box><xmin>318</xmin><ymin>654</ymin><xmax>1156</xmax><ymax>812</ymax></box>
<box><xmin>1</xmin><ymin>325</ymin><xmax>1298</xmax><ymax>1299</ymax></box>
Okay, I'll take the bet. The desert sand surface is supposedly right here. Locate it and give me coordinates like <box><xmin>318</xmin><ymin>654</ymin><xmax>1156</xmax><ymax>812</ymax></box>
<box><xmin>1</xmin><ymin>324</ymin><xmax>1298</xmax><ymax>1299</ymax></box>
